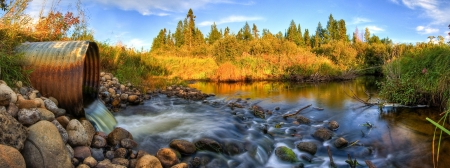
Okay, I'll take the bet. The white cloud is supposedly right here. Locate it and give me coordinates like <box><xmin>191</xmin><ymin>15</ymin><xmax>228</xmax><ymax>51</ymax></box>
<box><xmin>198</xmin><ymin>15</ymin><xmax>264</xmax><ymax>27</ymax></box>
<box><xmin>127</xmin><ymin>38</ymin><xmax>151</xmax><ymax>49</ymax></box>
<box><xmin>91</xmin><ymin>0</ymin><xmax>253</xmax><ymax>16</ymax></box>
<box><xmin>351</xmin><ymin>17</ymin><xmax>371</xmax><ymax>25</ymax></box>
<box><xmin>366</xmin><ymin>26</ymin><xmax>385</xmax><ymax>33</ymax></box>
<box><xmin>400</xmin><ymin>0</ymin><xmax>450</xmax><ymax>25</ymax></box>
<box><xmin>416</xmin><ymin>25</ymin><xmax>439</xmax><ymax>34</ymax></box>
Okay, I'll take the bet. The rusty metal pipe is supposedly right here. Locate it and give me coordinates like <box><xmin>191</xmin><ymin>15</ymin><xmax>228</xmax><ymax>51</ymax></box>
<box><xmin>17</xmin><ymin>41</ymin><xmax>100</xmax><ymax>117</ymax></box>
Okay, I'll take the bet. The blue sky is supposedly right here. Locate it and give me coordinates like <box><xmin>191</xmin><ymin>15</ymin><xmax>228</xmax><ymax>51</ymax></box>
<box><xmin>24</xmin><ymin>0</ymin><xmax>450</xmax><ymax>50</ymax></box>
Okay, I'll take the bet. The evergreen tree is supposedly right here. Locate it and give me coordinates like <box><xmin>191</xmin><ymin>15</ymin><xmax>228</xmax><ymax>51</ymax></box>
<box><xmin>286</xmin><ymin>20</ymin><xmax>302</xmax><ymax>46</ymax></box>
<box><xmin>224</xmin><ymin>27</ymin><xmax>230</xmax><ymax>37</ymax></box>
<box><xmin>337</xmin><ymin>19</ymin><xmax>347</xmax><ymax>41</ymax></box>
<box><xmin>364</xmin><ymin>27</ymin><xmax>370</xmax><ymax>42</ymax></box>
<box><xmin>326</xmin><ymin>14</ymin><xmax>338</xmax><ymax>41</ymax></box>
<box><xmin>314</xmin><ymin>31</ymin><xmax>319</xmax><ymax>48</ymax></box>
<box><xmin>242</xmin><ymin>22</ymin><xmax>253</xmax><ymax>41</ymax></box>
<box><xmin>304</xmin><ymin>29</ymin><xmax>310</xmax><ymax>47</ymax></box>
<box><xmin>297</xmin><ymin>23</ymin><xmax>304</xmax><ymax>46</ymax></box>
<box><xmin>316</xmin><ymin>22</ymin><xmax>326</xmax><ymax>45</ymax></box>
<box><xmin>174</xmin><ymin>20</ymin><xmax>184</xmax><ymax>47</ymax></box>
<box><xmin>252</xmin><ymin>23</ymin><xmax>259</xmax><ymax>39</ymax></box>
<box><xmin>207</xmin><ymin>22</ymin><xmax>222</xmax><ymax>44</ymax></box>
<box><xmin>151</xmin><ymin>28</ymin><xmax>167</xmax><ymax>51</ymax></box>
<box><xmin>186</xmin><ymin>8</ymin><xmax>196</xmax><ymax>48</ymax></box>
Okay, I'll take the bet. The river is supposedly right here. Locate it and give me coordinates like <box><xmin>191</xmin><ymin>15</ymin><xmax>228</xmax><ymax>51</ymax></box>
<box><xmin>113</xmin><ymin>76</ymin><xmax>449</xmax><ymax>168</ymax></box>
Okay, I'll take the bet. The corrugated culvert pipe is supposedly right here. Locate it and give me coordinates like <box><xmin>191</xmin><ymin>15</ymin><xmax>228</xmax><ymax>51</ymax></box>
<box><xmin>17</xmin><ymin>41</ymin><xmax>117</xmax><ymax>133</ymax></box>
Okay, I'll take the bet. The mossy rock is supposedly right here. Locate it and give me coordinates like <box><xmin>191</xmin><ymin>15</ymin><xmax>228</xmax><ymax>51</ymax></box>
<box><xmin>275</xmin><ymin>146</ymin><xmax>298</xmax><ymax>162</ymax></box>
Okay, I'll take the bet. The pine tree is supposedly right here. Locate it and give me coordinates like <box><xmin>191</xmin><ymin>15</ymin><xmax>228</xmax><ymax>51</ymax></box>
<box><xmin>224</xmin><ymin>27</ymin><xmax>230</xmax><ymax>37</ymax></box>
<box><xmin>174</xmin><ymin>20</ymin><xmax>184</xmax><ymax>47</ymax></box>
<box><xmin>326</xmin><ymin>14</ymin><xmax>338</xmax><ymax>41</ymax></box>
<box><xmin>242</xmin><ymin>22</ymin><xmax>253</xmax><ymax>41</ymax></box>
<box><xmin>304</xmin><ymin>29</ymin><xmax>310</xmax><ymax>47</ymax></box>
<box><xmin>207</xmin><ymin>22</ymin><xmax>222</xmax><ymax>44</ymax></box>
<box><xmin>186</xmin><ymin>8</ymin><xmax>196</xmax><ymax>48</ymax></box>
<box><xmin>337</xmin><ymin>19</ymin><xmax>347</xmax><ymax>41</ymax></box>
<box><xmin>297</xmin><ymin>23</ymin><xmax>304</xmax><ymax>46</ymax></box>
<box><xmin>252</xmin><ymin>23</ymin><xmax>259</xmax><ymax>39</ymax></box>
<box><xmin>364</xmin><ymin>27</ymin><xmax>370</xmax><ymax>43</ymax></box>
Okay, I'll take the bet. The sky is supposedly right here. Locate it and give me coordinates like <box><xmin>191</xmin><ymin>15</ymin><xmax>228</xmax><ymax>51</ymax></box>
<box><xmin>21</xmin><ymin>0</ymin><xmax>450</xmax><ymax>50</ymax></box>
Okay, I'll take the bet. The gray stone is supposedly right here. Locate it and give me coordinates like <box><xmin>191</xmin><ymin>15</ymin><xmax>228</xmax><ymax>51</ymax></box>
<box><xmin>80</xmin><ymin>119</ymin><xmax>95</xmax><ymax>147</ymax></box>
<box><xmin>120</xmin><ymin>138</ymin><xmax>138</xmax><ymax>149</ymax></box>
<box><xmin>92</xmin><ymin>135</ymin><xmax>107</xmax><ymax>148</ymax></box>
<box><xmin>0</xmin><ymin>81</ymin><xmax>17</xmax><ymax>106</ymax></box>
<box><xmin>296</xmin><ymin>142</ymin><xmax>317</xmax><ymax>155</ymax></box>
<box><xmin>66</xmin><ymin>144</ymin><xmax>74</xmax><ymax>159</ymax></box>
<box><xmin>91</xmin><ymin>148</ymin><xmax>104</xmax><ymax>161</ymax></box>
<box><xmin>67</xmin><ymin>119</ymin><xmax>90</xmax><ymax>146</ymax></box>
<box><xmin>21</xmin><ymin>121</ymin><xmax>72</xmax><ymax>168</ymax></box>
<box><xmin>38</xmin><ymin>108</ymin><xmax>55</xmax><ymax>121</ymax></box>
<box><xmin>0</xmin><ymin>111</ymin><xmax>27</xmax><ymax>150</ymax></box>
<box><xmin>17</xmin><ymin>108</ymin><xmax>40</xmax><ymax>126</ymax></box>
<box><xmin>52</xmin><ymin>120</ymin><xmax>68</xmax><ymax>144</ymax></box>
<box><xmin>73</xmin><ymin>146</ymin><xmax>91</xmax><ymax>161</ymax></box>
<box><xmin>6</xmin><ymin>103</ymin><xmax>19</xmax><ymax>118</ymax></box>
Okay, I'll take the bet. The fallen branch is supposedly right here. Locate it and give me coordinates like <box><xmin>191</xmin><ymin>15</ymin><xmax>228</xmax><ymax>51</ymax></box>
<box><xmin>282</xmin><ymin>104</ymin><xmax>312</xmax><ymax>118</ymax></box>
<box><xmin>365</xmin><ymin>160</ymin><xmax>377</xmax><ymax>168</ymax></box>
<box><xmin>327</xmin><ymin>146</ymin><xmax>336</xmax><ymax>168</ymax></box>
<box><xmin>343</xmin><ymin>88</ymin><xmax>378</xmax><ymax>106</ymax></box>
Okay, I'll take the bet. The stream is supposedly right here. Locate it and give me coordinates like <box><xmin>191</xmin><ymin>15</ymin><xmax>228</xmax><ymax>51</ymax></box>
<box><xmin>113</xmin><ymin>76</ymin><xmax>450</xmax><ymax>168</ymax></box>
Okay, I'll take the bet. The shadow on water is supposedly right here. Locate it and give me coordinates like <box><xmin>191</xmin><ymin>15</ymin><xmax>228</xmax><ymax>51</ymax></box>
<box><xmin>115</xmin><ymin>76</ymin><xmax>449</xmax><ymax>167</ymax></box>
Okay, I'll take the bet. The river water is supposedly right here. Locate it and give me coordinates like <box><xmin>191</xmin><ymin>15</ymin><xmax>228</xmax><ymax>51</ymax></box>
<box><xmin>114</xmin><ymin>76</ymin><xmax>449</xmax><ymax>168</ymax></box>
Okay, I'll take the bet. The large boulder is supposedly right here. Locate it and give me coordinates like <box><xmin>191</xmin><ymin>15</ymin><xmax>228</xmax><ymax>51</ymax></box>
<box><xmin>67</xmin><ymin>119</ymin><xmax>90</xmax><ymax>146</ymax></box>
<box><xmin>107</xmin><ymin>127</ymin><xmax>133</xmax><ymax>146</ymax></box>
<box><xmin>156</xmin><ymin>148</ymin><xmax>180</xmax><ymax>168</ymax></box>
<box><xmin>0</xmin><ymin>144</ymin><xmax>26</xmax><ymax>168</ymax></box>
<box><xmin>17</xmin><ymin>108</ymin><xmax>40</xmax><ymax>126</ymax></box>
<box><xmin>135</xmin><ymin>154</ymin><xmax>163</xmax><ymax>168</ymax></box>
<box><xmin>0</xmin><ymin>81</ymin><xmax>17</xmax><ymax>106</ymax></box>
<box><xmin>169</xmin><ymin>139</ymin><xmax>196</xmax><ymax>155</ymax></box>
<box><xmin>0</xmin><ymin>111</ymin><xmax>28</xmax><ymax>150</ymax></box>
<box><xmin>21</xmin><ymin>120</ymin><xmax>72</xmax><ymax>168</ymax></box>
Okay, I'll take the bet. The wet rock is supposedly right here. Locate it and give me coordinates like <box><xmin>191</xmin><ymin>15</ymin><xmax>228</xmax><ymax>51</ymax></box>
<box><xmin>334</xmin><ymin>137</ymin><xmax>348</xmax><ymax>148</ymax></box>
<box><xmin>48</xmin><ymin>97</ymin><xmax>58</xmax><ymax>106</ymax></box>
<box><xmin>52</xmin><ymin>119</ymin><xmax>68</xmax><ymax>144</ymax></box>
<box><xmin>0</xmin><ymin>110</ymin><xmax>27</xmax><ymax>150</ymax></box>
<box><xmin>156</xmin><ymin>148</ymin><xmax>180</xmax><ymax>168</ymax></box>
<box><xmin>251</xmin><ymin>105</ymin><xmax>265</xmax><ymax>119</ymax></box>
<box><xmin>0</xmin><ymin>81</ymin><xmax>17</xmax><ymax>105</ymax></box>
<box><xmin>121</xmin><ymin>138</ymin><xmax>138</xmax><ymax>149</ymax></box>
<box><xmin>275</xmin><ymin>146</ymin><xmax>298</xmax><ymax>162</ymax></box>
<box><xmin>0</xmin><ymin>144</ymin><xmax>26</xmax><ymax>168</ymax></box>
<box><xmin>171</xmin><ymin>162</ymin><xmax>188</xmax><ymax>168</ymax></box>
<box><xmin>128</xmin><ymin>95</ymin><xmax>139</xmax><ymax>103</ymax></box>
<box><xmin>17</xmin><ymin>108</ymin><xmax>40</xmax><ymax>126</ymax></box>
<box><xmin>169</xmin><ymin>139</ymin><xmax>196</xmax><ymax>155</ymax></box>
<box><xmin>296</xmin><ymin>115</ymin><xmax>311</xmax><ymax>125</ymax></box>
<box><xmin>105</xmin><ymin>150</ymin><xmax>115</xmax><ymax>160</ymax></box>
<box><xmin>136</xmin><ymin>154</ymin><xmax>163</xmax><ymax>168</ymax></box>
<box><xmin>189</xmin><ymin>157</ymin><xmax>201</xmax><ymax>168</ymax></box>
<box><xmin>38</xmin><ymin>108</ymin><xmax>55</xmax><ymax>121</ymax></box>
<box><xmin>73</xmin><ymin>146</ymin><xmax>91</xmax><ymax>160</ymax></box>
<box><xmin>223</xmin><ymin>141</ymin><xmax>244</xmax><ymax>156</ymax></box>
<box><xmin>136</xmin><ymin>150</ymin><xmax>149</xmax><ymax>159</ymax></box>
<box><xmin>56</xmin><ymin>115</ymin><xmax>70</xmax><ymax>128</ymax></box>
<box><xmin>296</xmin><ymin>142</ymin><xmax>317</xmax><ymax>155</ymax></box>
<box><xmin>313</xmin><ymin>127</ymin><xmax>333</xmax><ymax>141</ymax></box>
<box><xmin>92</xmin><ymin>135</ymin><xmax>107</xmax><ymax>148</ymax></box>
<box><xmin>328</xmin><ymin>120</ymin><xmax>339</xmax><ymax>130</ymax></box>
<box><xmin>67</xmin><ymin>119</ymin><xmax>90</xmax><ymax>146</ymax></box>
<box><xmin>91</xmin><ymin>148</ymin><xmax>104</xmax><ymax>161</ymax></box>
<box><xmin>83</xmin><ymin>156</ymin><xmax>98</xmax><ymax>167</ymax></box>
<box><xmin>21</xmin><ymin>121</ymin><xmax>72</xmax><ymax>167</ymax></box>
<box><xmin>114</xmin><ymin>148</ymin><xmax>128</xmax><ymax>158</ymax></box>
<box><xmin>194</xmin><ymin>138</ymin><xmax>223</xmax><ymax>153</ymax></box>
<box><xmin>66</xmin><ymin>144</ymin><xmax>74</xmax><ymax>159</ymax></box>
<box><xmin>6</xmin><ymin>102</ymin><xmax>19</xmax><ymax>118</ymax></box>
<box><xmin>16</xmin><ymin>95</ymin><xmax>37</xmax><ymax>109</ymax></box>
<box><xmin>112</xmin><ymin>158</ymin><xmax>129</xmax><ymax>167</ymax></box>
<box><xmin>80</xmin><ymin>119</ymin><xmax>96</xmax><ymax>146</ymax></box>
<box><xmin>300</xmin><ymin>154</ymin><xmax>312</xmax><ymax>162</ymax></box>
<box><xmin>107</xmin><ymin>127</ymin><xmax>133</xmax><ymax>147</ymax></box>
<box><xmin>76</xmin><ymin>164</ymin><xmax>90</xmax><ymax>168</ymax></box>
<box><xmin>129</xmin><ymin>159</ymin><xmax>137</xmax><ymax>168</ymax></box>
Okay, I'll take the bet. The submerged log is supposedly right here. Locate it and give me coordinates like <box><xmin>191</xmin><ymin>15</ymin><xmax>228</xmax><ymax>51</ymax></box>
<box><xmin>282</xmin><ymin>104</ymin><xmax>312</xmax><ymax>118</ymax></box>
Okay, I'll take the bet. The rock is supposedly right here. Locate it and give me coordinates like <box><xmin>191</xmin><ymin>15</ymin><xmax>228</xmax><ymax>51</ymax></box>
<box><xmin>296</xmin><ymin>115</ymin><xmax>310</xmax><ymax>125</ymax></box>
<box><xmin>120</xmin><ymin>94</ymin><xmax>128</xmax><ymax>101</ymax></box>
<box><xmin>223</xmin><ymin>141</ymin><xmax>244</xmax><ymax>156</ymax></box>
<box><xmin>42</xmin><ymin>98</ymin><xmax>59</xmax><ymax>114</ymax></box>
<box><xmin>50</xmin><ymin>119</ymin><xmax>69</xmax><ymax>144</ymax></box>
<box><xmin>96</xmin><ymin>159</ymin><xmax>111</xmax><ymax>168</ymax></box>
<box><xmin>112</xmin><ymin>158</ymin><xmax>129</xmax><ymax>167</ymax></box>
<box><xmin>91</xmin><ymin>148</ymin><xmax>104</xmax><ymax>161</ymax></box>
<box><xmin>6</xmin><ymin>102</ymin><xmax>19</xmax><ymax>118</ymax></box>
<box><xmin>16</xmin><ymin>95</ymin><xmax>37</xmax><ymax>109</ymax></box>
<box><xmin>107</xmin><ymin>127</ymin><xmax>133</xmax><ymax>146</ymax></box>
<box><xmin>56</xmin><ymin>115</ymin><xmax>70</xmax><ymax>128</ymax></box>
<box><xmin>0</xmin><ymin>144</ymin><xmax>26</xmax><ymax>168</ymax></box>
<box><xmin>92</xmin><ymin>135</ymin><xmax>107</xmax><ymax>148</ymax></box>
<box><xmin>72</xmin><ymin>158</ymin><xmax>80</xmax><ymax>167</ymax></box>
<box><xmin>73</xmin><ymin>146</ymin><xmax>91</xmax><ymax>160</ymax></box>
<box><xmin>194</xmin><ymin>138</ymin><xmax>222</xmax><ymax>153</ymax></box>
<box><xmin>296</xmin><ymin>142</ymin><xmax>317</xmax><ymax>155</ymax></box>
<box><xmin>156</xmin><ymin>148</ymin><xmax>180</xmax><ymax>168</ymax></box>
<box><xmin>129</xmin><ymin>159</ymin><xmax>137</xmax><ymax>168</ymax></box>
<box><xmin>28</xmin><ymin>91</ymin><xmax>37</xmax><ymax>100</ymax></box>
<box><xmin>48</xmin><ymin>97</ymin><xmax>58</xmax><ymax>106</ymax></box>
<box><xmin>104</xmin><ymin>74</ymin><xmax>112</xmax><ymax>80</ymax></box>
<box><xmin>0</xmin><ymin>106</ymin><xmax>5</xmax><ymax>113</ymax></box>
<box><xmin>76</xmin><ymin>164</ymin><xmax>90</xmax><ymax>168</ymax></box>
<box><xmin>33</xmin><ymin>98</ymin><xmax>45</xmax><ymax>108</ymax></box>
<box><xmin>80</xmin><ymin>119</ymin><xmax>96</xmax><ymax>146</ymax></box>
<box><xmin>136</xmin><ymin>150</ymin><xmax>149</xmax><ymax>159</ymax></box>
<box><xmin>114</xmin><ymin>148</ymin><xmax>128</xmax><ymax>158</ymax></box>
<box><xmin>38</xmin><ymin>108</ymin><xmax>55</xmax><ymax>121</ymax></box>
<box><xmin>83</xmin><ymin>156</ymin><xmax>97</xmax><ymax>167</ymax></box>
<box><xmin>135</xmin><ymin>154</ymin><xmax>163</xmax><ymax>168</ymax></box>
<box><xmin>108</xmin><ymin>88</ymin><xmax>116</xmax><ymax>96</ymax></box>
<box><xmin>0</xmin><ymin>111</ymin><xmax>27</xmax><ymax>150</ymax></box>
<box><xmin>128</xmin><ymin>95</ymin><xmax>138</xmax><ymax>103</ymax></box>
<box><xmin>21</xmin><ymin>120</ymin><xmax>72</xmax><ymax>167</ymax></box>
<box><xmin>171</xmin><ymin>163</ymin><xmax>188</xmax><ymax>168</ymax></box>
<box><xmin>67</xmin><ymin>119</ymin><xmax>90</xmax><ymax>146</ymax></box>
<box><xmin>334</xmin><ymin>137</ymin><xmax>348</xmax><ymax>148</ymax></box>
<box><xmin>17</xmin><ymin>108</ymin><xmax>40</xmax><ymax>126</ymax></box>
<box><xmin>0</xmin><ymin>81</ymin><xmax>17</xmax><ymax>105</ymax></box>
<box><xmin>313</xmin><ymin>128</ymin><xmax>333</xmax><ymax>141</ymax></box>
<box><xmin>19</xmin><ymin>87</ymin><xmax>28</xmax><ymax>96</ymax></box>
<box><xmin>15</xmin><ymin>81</ymin><xmax>23</xmax><ymax>88</ymax></box>
<box><xmin>66</xmin><ymin>144</ymin><xmax>74</xmax><ymax>159</ymax></box>
<box><xmin>105</xmin><ymin>150</ymin><xmax>115</xmax><ymax>160</ymax></box>
<box><xmin>275</xmin><ymin>146</ymin><xmax>298</xmax><ymax>162</ymax></box>
<box><xmin>328</xmin><ymin>120</ymin><xmax>339</xmax><ymax>130</ymax></box>
<box><xmin>121</xmin><ymin>138</ymin><xmax>138</xmax><ymax>149</ymax></box>
<box><xmin>169</xmin><ymin>139</ymin><xmax>196</xmax><ymax>155</ymax></box>
<box><xmin>189</xmin><ymin>157</ymin><xmax>201</xmax><ymax>168</ymax></box>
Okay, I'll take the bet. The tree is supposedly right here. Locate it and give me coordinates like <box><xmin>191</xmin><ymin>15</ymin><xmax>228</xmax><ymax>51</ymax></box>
<box><xmin>364</xmin><ymin>27</ymin><xmax>370</xmax><ymax>43</ymax></box>
<box><xmin>337</xmin><ymin>19</ymin><xmax>347</xmax><ymax>41</ymax></box>
<box><xmin>304</xmin><ymin>29</ymin><xmax>310</xmax><ymax>47</ymax></box>
<box><xmin>427</xmin><ymin>36</ymin><xmax>435</xmax><ymax>44</ymax></box>
<box><xmin>224</xmin><ymin>27</ymin><xmax>230</xmax><ymax>37</ymax></box>
<box><xmin>242</xmin><ymin>22</ymin><xmax>253</xmax><ymax>41</ymax></box>
<box><xmin>437</xmin><ymin>35</ymin><xmax>445</xmax><ymax>45</ymax></box>
<box><xmin>316</xmin><ymin>22</ymin><xmax>327</xmax><ymax>44</ymax></box>
<box><xmin>1</xmin><ymin>0</ymin><xmax>7</xmax><ymax>11</ymax></box>
<box><xmin>297</xmin><ymin>24</ymin><xmax>304</xmax><ymax>46</ymax></box>
<box><xmin>252</xmin><ymin>23</ymin><xmax>259</xmax><ymax>39</ymax></box>
<box><xmin>174</xmin><ymin>20</ymin><xmax>184</xmax><ymax>47</ymax></box>
<box><xmin>326</xmin><ymin>14</ymin><xmax>338</xmax><ymax>41</ymax></box>
<box><xmin>207</xmin><ymin>22</ymin><xmax>222</xmax><ymax>44</ymax></box>
<box><xmin>151</xmin><ymin>28</ymin><xmax>167</xmax><ymax>51</ymax></box>
<box><xmin>186</xmin><ymin>8</ymin><xmax>196</xmax><ymax>48</ymax></box>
